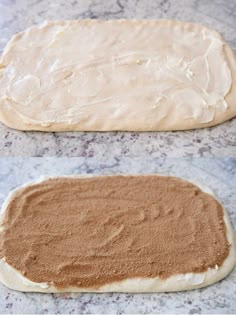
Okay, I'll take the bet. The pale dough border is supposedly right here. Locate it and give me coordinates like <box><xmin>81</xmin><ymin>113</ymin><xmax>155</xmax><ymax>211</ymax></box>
<box><xmin>0</xmin><ymin>19</ymin><xmax>236</xmax><ymax>131</ymax></box>
<box><xmin>0</xmin><ymin>175</ymin><xmax>235</xmax><ymax>293</ymax></box>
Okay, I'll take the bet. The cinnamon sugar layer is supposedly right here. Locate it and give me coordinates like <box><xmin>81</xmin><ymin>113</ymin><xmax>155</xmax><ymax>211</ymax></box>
<box><xmin>0</xmin><ymin>176</ymin><xmax>229</xmax><ymax>288</ymax></box>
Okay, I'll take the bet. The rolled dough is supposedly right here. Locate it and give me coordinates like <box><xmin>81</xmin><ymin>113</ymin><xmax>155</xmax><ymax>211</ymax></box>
<box><xmin>0</xmin><ymin>20</ymin><xmax>236</xmax><ymax>131</ymax></box>
<box><xmin>0</xmin><ymin>175</ymin><xmax>235</xmax><ymax>293</ymax></box>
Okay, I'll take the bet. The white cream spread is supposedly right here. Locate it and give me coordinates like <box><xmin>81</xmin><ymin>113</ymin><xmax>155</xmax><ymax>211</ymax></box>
<box><xmin>0</xmin><ymin>20</ymin><xmax>234</xmax><ymax>131</ymax></box>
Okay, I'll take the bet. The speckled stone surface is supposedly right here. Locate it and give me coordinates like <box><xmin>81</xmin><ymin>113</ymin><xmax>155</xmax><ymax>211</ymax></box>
<box><xmin>0</xmin><ymin>0</ymin><xmax>236</xmax><ymax>157</ymax></box>
<box><xmin>0</xmin><ymin>0</ymin><xmax>236</xmax><ymax>313</ymax></box>
<box><xmin>0</xmin><ymin>157</ymin><xmax>235</xmax><ymax>314</ymax></box>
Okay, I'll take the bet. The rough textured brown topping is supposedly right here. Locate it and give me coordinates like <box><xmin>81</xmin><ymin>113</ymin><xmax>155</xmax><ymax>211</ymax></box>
<box><xmin>0</xmin><ymin>176</ymin><xmax>230</xmax><ymax>288</ymax></box>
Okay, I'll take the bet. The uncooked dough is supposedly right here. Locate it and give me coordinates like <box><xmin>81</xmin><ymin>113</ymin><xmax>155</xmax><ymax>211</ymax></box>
<box><xmin>0</xmin><ymin>20</ymin><xmax>236</xmax><ymax>131</ymax></box>
<box><xmin>0</xmin><ymin>175</ymin><xmax>235</xmax><ymax>293</ymax></box>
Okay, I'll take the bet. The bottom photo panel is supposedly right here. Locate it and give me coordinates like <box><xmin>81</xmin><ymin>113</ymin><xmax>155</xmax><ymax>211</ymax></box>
<box><xmin>0</xmin><ymin>157</ymin><xmax>235</xmax><ymax>314</ymax></box>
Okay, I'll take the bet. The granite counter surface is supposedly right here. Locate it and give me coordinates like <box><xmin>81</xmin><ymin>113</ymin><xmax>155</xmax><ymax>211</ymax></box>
<box><xmin>0</xmin><ymin>0</ymin><xmax>236</xmax><ymax>314</ymax></box>
<box><xmin>0</xmin><ymin>157</ymin><xmax>235</xmax><ymax>314</ymax></box>
<box><xmin>0</xmin><ymin>0</ymin><xmax>236</xmax><ymax>157</ymax></box>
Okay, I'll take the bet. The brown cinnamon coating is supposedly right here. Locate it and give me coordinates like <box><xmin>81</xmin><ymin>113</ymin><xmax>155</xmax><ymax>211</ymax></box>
<box><xmin>0</xmin><ymin>175</ymin><xmax>229</xmax><ymax>288</ymax></box>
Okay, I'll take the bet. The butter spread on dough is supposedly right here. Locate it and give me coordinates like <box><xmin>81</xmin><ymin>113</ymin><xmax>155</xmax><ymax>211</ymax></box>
<box><xmin>0</xmin><ymin>175</ymin><xmax>235</xmax><ymax>293</ymax></box>
<box><xmin>0</xmin><ymin>20</ymin><xmax>236</xmax><ymax>131</ymax></box>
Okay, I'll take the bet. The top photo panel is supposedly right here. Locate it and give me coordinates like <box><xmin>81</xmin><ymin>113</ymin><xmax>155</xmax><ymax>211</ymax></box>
<box><xmin>0</xmin><ymin>0</ymin><xmax>235</xmax><ymax>157</ymax></box>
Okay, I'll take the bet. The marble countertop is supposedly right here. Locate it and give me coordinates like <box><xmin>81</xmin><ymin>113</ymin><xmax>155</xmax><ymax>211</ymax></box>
<box><xmin>0</xmin><ymin>157</ymin><xmax>236</xmax><ymax>314</ymax></box>
<box><xmin>0</xmin><ymin>0</ymin><xmax>236</xmax><ymax>314</ymax></box>
<box><xmin>0</xmin><ymin>0</ymin><xmax>236</xmax><ymax>157</ymax></box>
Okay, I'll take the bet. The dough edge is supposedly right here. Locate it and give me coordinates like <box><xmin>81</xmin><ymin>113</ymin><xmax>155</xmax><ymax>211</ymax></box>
<box><xmin>0</xmin><ymin>174</ymin><xmax>235</xmax><ymax>293</ymax></box>
<box><xmin>0</xmin><ymin>19</ymin><xmax>236</xmax><ymax>132</ymax></box>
